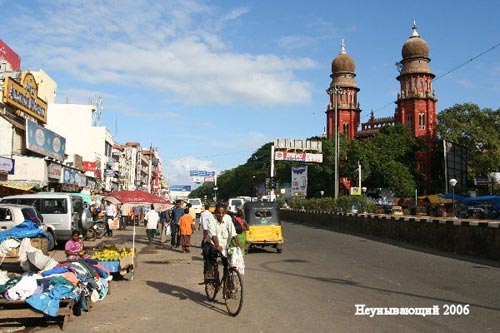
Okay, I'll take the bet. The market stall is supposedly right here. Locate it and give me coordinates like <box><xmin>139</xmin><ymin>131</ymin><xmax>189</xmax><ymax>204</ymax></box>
<box><xmin>0</xmin><ymin>221</ymin><xmax>115</xmax><ymax>330</ymax></box>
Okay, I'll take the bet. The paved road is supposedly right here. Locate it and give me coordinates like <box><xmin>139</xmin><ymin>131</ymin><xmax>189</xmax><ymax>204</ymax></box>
<box><xmin>13</xmin><ymin>219</ymin><xmax>500</xmax><ymax>332</ymax></box>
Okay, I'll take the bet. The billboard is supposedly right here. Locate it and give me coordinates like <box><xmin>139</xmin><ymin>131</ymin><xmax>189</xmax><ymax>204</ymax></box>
<box><xmin>170</xmin><ymin>185</ymin><xmax>192</xmax><ymax>192</ymax></box>
<box><xmin>275</xmin><ymin>151</ymin><xmax>323</xmax><ymax>163</ymax></box>
<box><xmin>190</xmin><ymin>170</ymin><xmax>216</xmax><ymax>183</ymax></box>
<box><xmin>291</xmin><ymin>166</ymin><xmax>308</xmax><ymax>197</ymax></box>
<box><xmin>443</xmin><ymin>140</ymin><xmax>467</xmax><ymax>193</ymax></box>
<box><xmin>274</xmin><ymin>139</ymin><xmax>323</xmax><ymax>163</ymax></box>
<box><xmin>26</xmin><ymin>120</ymin><xmax>66</xmax><ymax>161</ymax></box>
<box><xmin>0</xmin><ymin>39</ymin><xmax>21</xmax><ymax>71</ymax></box>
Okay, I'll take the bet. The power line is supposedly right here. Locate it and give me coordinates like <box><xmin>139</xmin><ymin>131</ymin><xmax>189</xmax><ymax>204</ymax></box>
<box><xmin>359</xmin><ymin>41</ymin><xmax>500</xmax><ymax>122</ymax></box>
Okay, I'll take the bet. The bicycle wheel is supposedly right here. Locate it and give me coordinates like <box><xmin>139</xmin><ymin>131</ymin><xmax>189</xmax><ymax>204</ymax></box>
<box><xmin>205</xmin><ymin>266</ymin><xmax>219</xmax><ymax>302</ymax></box>
<box><xmin>224</xmin><ymin>267</ymin><xmax>243</xmax><ymax>316</ymax></box>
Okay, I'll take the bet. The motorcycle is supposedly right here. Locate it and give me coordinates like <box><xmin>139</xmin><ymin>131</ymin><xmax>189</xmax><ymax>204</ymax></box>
<box><xmin>84</xmin><ymin>219</ymin><xmax>107</xmax><ymax>241</ymax></box>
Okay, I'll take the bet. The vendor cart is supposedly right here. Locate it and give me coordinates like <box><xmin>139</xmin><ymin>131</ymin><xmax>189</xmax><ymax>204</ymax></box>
<box><xmin>0</xmin><ymin>298</ymin><xmax>75</xmax><ymax>330</ymax></box>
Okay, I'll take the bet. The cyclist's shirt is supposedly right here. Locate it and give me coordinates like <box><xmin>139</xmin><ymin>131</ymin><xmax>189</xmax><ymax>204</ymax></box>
<box><xmin>208</xmin><ymin>214</ymin><xmax>237</xmax><ymax>250</ymax></box>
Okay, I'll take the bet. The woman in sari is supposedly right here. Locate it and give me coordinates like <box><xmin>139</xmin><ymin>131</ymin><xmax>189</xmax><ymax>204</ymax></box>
<box><xmin>65</xmin><ymin>230</ymin><xmax>90</xmax><ymax>260</ymax></box>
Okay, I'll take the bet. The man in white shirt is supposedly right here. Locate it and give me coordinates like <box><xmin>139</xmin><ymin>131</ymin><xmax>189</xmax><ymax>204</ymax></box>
<box><xmin>199</xmin><ymin>204</ymin><xmax>212</xmax><ymax>242</ymax></box>
<box><xmin>203</xmin><ymin>203</ymin><xmax>240</xmax><ymax>280</ymax></box>
<box><xmin>105</xmin><ymin>201</ymin><xmax>117</xmax><ymax>237</ymax></box>
<box><xmin>144</xmin><ymin>204</ymin><xmax>160</xmax><ymax>245</ymax></box>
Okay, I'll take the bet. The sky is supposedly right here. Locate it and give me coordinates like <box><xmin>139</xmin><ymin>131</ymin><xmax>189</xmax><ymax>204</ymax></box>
<box><xmin>1</xmin><ymin>0</ymin><xmax>499</xmax><ymax>186</ymax></box>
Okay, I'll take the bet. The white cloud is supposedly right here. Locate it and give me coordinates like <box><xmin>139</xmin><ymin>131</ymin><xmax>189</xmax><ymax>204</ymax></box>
<box><xmin>165</xmin><ymin>156</ymin><xmax>216</xmax><ymax>184</ymax></box>
<box><xmin>221</xmin><ymin>7</ymin><xmax>250</xmax><ymax>22</ymax></box>
<box><xmin>278</xmin><ymin>35</ymin><xmax>317</xmax><ymax>50</ymax></box>
<box><xmin>8</xmin><ymin>0</ymin><xmax>316</xmax><ymax>106</ymax></box>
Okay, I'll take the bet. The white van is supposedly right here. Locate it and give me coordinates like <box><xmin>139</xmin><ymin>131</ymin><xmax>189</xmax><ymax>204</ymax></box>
<box><xmin>1</xmin><ymin>192</ymin><xmax>87</xmax><ymax>242</ymax></box>
<box><xmin>227</xmin><ymin>198</ymin><xmax>245</xmax><ymax>215</ymax></box>
<box><xmin>187</xmin><ymin>198</ymin><xmax>203</xmax><ymax>217</ymax></box>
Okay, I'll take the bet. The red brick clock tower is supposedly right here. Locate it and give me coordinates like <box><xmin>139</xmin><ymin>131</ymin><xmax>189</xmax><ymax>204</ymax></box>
<box><xmin>326</xmin><ymin>40</ymin><xmax>361</xmax><ymax>141</ymax></box>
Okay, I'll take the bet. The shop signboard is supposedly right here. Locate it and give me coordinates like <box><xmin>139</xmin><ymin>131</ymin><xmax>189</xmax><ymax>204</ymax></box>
<box><xmin>0</xmin><ymin>39</ymin><xmax>21</xmax><ymax>71</ymax></box>
<box><xmin>3</xmin><ymin>72</ymin><xmax>48</xmax><ymax>124</ymax></box>
<box><xmin>47</xmin><ymin>163</ymin><xmax>62</xmax><ymax>180</ymax></box>
<box><xmin>83</xmin><ymin>161</ymin><xmax>97</xmax><ymax>172</ymax></box>
<box><xmin>274</xmin><ymin>151</ymin><xmax>323</xmax><ymax>163</ymax></box>
<box><xmin>105</xmin><ymin>169</ymin><xmax>115</xmax><ymax>177</ymax></box>
<box><xmin>25</xmin><ymin>120</ymin><xmax>66</xmax><ymax>161</ymax></box>
<box><xmin>0</xmin><ymin>156</ymin><xmax>15</xmax><ymax>175</ymax></box>
<box><xmin>62</xmin><ymin>168</ymin><xmax>79</xmax><ymax>185</ymax></box>
<box><xmin>291</xmin><ymin>166</ymin><xmax>308</xmax><ymax>197</ymax></box>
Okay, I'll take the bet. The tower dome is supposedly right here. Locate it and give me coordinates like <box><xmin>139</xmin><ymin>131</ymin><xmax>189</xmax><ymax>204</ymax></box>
<box><xmin>401</xmin><ymin>22</ymin><xmax>429</xmax><ymax>59</ymax></box>
<box><xmin>332</xmin><ymin>40</ymin><xmax>355</xmax><ymax>73</ymax></box>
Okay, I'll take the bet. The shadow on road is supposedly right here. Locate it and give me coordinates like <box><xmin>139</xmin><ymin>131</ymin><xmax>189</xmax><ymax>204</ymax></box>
<box><xmin>146</xmin><ymin>280</ymin><xmax>228</xmax><ymax>315</ymax></box>
<box><xmin>255</xmin><ymin>259</ymin><xmax>500</xmax><ymax>313</ymax></box>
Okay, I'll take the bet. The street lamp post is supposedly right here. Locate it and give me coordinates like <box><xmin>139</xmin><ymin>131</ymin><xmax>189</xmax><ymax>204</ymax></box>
<box><xmin>449</xmin><ymin>178</ymin><xmax>457</xmax><ymax>218</ymax></box>
<box><xmin>252</xmin><ymin>175</ymin><xmax>256</xmax><ymax>197</ymax></box>
<box><xmin>326</xmin><ymin>86</ymin><xmax>344</xmax><ymax>199</ymax></box>
<box><xmin>320</xmin><ymin>190</ymin><xmax>324</xmax><ymax>198</ymax></box>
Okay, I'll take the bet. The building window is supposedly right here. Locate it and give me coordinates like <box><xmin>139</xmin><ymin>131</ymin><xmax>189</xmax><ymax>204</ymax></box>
<box><xmin>407</xmin><ymin>114</ymin><xmax>413</xmax><ymax>128</ymax></box>
<box><xmin>419</xmin><ymin>114</ymin><xmax>425</xmax><ymax>129</ymax></box>
<box><xmin>343</xmin><ymin>123</ymin><xmax>349</xmax><ymax>135</ymax></box>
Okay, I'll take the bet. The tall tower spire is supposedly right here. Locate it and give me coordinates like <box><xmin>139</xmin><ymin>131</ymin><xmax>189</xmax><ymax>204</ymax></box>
<box><xmin>325</xmin><ymin>40</ymin><xmax>361</xmax><ymax>141</ymax></box>
<box><xmin>396</xmin><ymin>22</ymin><xmax>437</xmax><ymax>193</ymax></box>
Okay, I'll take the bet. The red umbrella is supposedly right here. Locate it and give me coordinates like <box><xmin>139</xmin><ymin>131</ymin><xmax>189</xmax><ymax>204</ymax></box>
<box><xmin>104</xmin><ymin>190</ymin><xmax>169</xmax><ymax>205</ymax></box>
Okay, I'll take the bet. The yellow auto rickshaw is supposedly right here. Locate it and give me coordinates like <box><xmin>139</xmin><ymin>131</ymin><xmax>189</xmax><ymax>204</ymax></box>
<box><xmin>243</xmin><ymin>202</ymin><xmax>283</xmax><ymax>253</ymax></box>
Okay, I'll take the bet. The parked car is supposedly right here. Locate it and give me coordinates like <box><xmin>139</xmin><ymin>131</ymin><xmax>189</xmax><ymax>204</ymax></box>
<box><xmin>1</xmin><ymin>192</ymin><xmax>89</xmax><ymax>243</ymax></box>
<box><xmin>187</xmin><ymin>198</ymin><xmax>203</xmax><ymax>217</ymax></box>
<box><xmin>0</xmin><ymin>203</ymin><xmax>56</xmax><ymax>250</ymax></box>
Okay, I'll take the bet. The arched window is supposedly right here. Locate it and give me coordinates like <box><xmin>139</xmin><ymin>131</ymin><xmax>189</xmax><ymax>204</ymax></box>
<box><xmin>407</xmin><ymin>114</ymin><xmax>413</xmax><ymax>128</ymax></box>
<box><xmin>343</xmin><ymin>123</ymin><xmax>349</xmax><ymax>135</ymax></box>
<box><xmin>419</xmin><ymin>114</ymin><xmax>425</xmax><ymax>129</ymax></box>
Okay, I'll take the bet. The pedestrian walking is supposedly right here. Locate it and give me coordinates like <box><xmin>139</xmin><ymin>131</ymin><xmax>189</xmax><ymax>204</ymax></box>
<box><xmin>120</xmin><ymin>203</ymin><xmax>128</xmax><ymax>230</ymax></box>
<box><xmin>145</xmin><ymin>204</ymin><xmax>160</xmax><ymax>245</ymax></box>
<box><xmin>187</xmin><ymin>203</ymin><xmax>196</xmax><ymax>229</ymax></box>
<box><xmin>178</xmin><ymin>208</ymin><xmax>194</xmax><ymax>253</ymax></box>
<box><xmin>159</xmin><ymin>208</ymin><xmax>170</xmax><ymax>243</ymax></box>
<box><xmin>105</xmin><ymin>200</ymin><xmax>117</xmax><ymax>237</ymax></box>
<box><xmin>199</xmin><ymin>204</ymin><xmax>212</xmax><ymax>244</ymax></box>
<box><xmin>170</xmin><ymin>200</ymin><xmax>184</xmax><ymax>248</ymax></box>
<box><xmin>134</xmin><ymin>206</ymin><xmax>140</xmax><ymax>226</ymax></box>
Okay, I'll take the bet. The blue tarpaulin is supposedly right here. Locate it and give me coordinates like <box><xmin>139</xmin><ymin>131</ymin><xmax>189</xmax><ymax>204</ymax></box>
<box><xmin>0</xmin><ymin>220</ymin><xmax>49</xmax><ymax>243</ymax></box>
<box><xmin>439</xmin><ymin>194</ymin><xmax>500</xmax><ymax>210</ymax></box>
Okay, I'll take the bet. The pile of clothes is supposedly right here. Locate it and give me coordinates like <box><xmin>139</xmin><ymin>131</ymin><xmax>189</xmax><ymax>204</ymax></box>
<box><xmin>0</xmin><ymin>259</ymin><xmax>112</xmax><ymax>317</ymax></box>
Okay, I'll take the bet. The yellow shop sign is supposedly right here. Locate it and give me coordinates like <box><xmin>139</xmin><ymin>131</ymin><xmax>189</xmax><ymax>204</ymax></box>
<box><xmin>3</xmin><ymin>72</ymin><xmax>48</xmax><ymax>124</ymax></box>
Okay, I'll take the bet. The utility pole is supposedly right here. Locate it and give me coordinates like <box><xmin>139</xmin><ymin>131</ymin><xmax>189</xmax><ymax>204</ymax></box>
<box><xmin>326</xmin><ymin>86</ymin><xmax>344</xmax><ymax>199</ymax></box>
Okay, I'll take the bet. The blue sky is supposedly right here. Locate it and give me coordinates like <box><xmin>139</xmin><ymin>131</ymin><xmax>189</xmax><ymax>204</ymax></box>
<box><xmin>1</xmin><ymin>0</ymin><xmax>499</xmax><ymax>186</ymax></box>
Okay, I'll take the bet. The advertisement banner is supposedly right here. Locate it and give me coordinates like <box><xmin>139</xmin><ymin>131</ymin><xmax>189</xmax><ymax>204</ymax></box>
<box><xmin>0</xmin><ymin>156</ymin><xmax>15</xmax><ymax>175</ymax></box>
<box><xmin>47</xmin><ymin>163</ymin><xmax>62</xmax><ymax>180</ymax></box>
<box><xmin>74</xmin><ymin>154</ymin><xmax>83</xmax><ymax>170</ymax></box>
<box><xmin>291</xmin><ymin>166</ymin><xmax>308</xmax><ymax>197</ymax></box>
<box><xmin>275</xmin><ymin>151</ymin><xmax>323</xmax><ymax>163</ymax></box>
<box><xmin>190</xmin><ymin>170</ymin><xmax>215</xmax><ymax>177</ymax></box>
<box><xmin>26</xmin><ymin>120</ymin><xmax>66</xmax><ymax>161</ymax></box>
<box><xmin>204</xmin><ymin>176</ymin><xmax>215</xmax><ymax>182</ymax></box>
<box><xmin>0</xmin><ymin>39</ymin><xmax>21</xmax><ymax>71</ymax></box>
<box><xmin>170</xmin><ymin>185</ymin><xmax>192</xmax><ymax>192</ymax></box>
<box><xmin>62</xmin><ymin>168</ymin><xmax>77</xmax><ymax>185</ymax></box>
<box><xmin>83</xmin><ymin>161</ymin><xmax>97</xmax><ymax>172</ymax></box>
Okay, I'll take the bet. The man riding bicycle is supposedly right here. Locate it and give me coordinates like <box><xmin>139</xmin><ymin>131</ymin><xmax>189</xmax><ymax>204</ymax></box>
<box><xmin>203</xmin><ymin>203</ymin><xmax>241</xmax><ymax>280</ymax></box>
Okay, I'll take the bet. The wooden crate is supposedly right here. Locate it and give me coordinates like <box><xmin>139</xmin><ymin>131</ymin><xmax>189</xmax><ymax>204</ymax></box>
<box><xmin>5</xmin><ymin>238</ymin><xmax>49</xmax><ymax>257</ymax></box>
<box><xmin>0</xmin><ymin>298</ymin><xmax>74</xmax><ymax>330</ymax></box>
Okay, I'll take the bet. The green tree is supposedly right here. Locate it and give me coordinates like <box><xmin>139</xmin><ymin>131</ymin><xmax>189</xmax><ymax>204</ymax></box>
<box><xmin>437</xmin><ymin>103</ymin><xmax>500</xmax><ymax>187</ymax></box>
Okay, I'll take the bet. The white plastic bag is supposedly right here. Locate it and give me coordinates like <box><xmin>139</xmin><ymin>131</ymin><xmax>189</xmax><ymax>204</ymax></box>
<box><xmin>165</xmin><ymin>223</ymin><xmax>171</xmax><ymax>237</ymax></box>
<box><xmin>229</xmin><ymin>247</ymin><xmax>245</xmax><ymax>275</ymax></box>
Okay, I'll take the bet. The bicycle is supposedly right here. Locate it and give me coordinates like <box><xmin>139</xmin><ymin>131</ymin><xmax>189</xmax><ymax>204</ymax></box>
<box><xmin>204</xmin><ymin>248</ymin><xmax>244</xmax><ymax>316</ymax></box>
